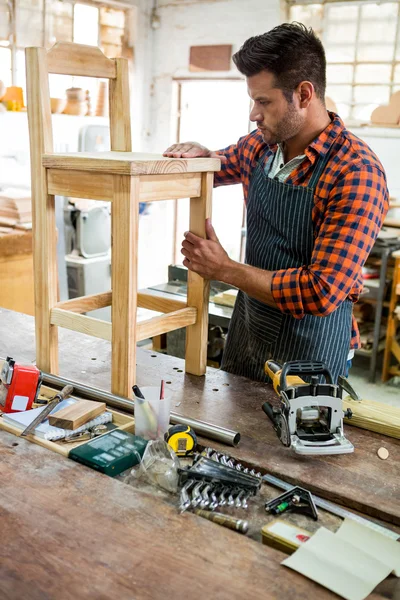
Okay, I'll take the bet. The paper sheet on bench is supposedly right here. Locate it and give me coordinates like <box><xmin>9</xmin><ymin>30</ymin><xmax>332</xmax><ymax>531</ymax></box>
<box><xmin>282</xmin><ymin>526</ymin><xmax>393</xmax><ymax>600</ymax></box>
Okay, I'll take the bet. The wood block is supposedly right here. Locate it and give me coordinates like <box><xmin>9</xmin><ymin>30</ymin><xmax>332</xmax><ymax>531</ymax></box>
<box><xmin>213</xmin><ymin>289</ymin><xmax>238</xmax><ymax>307</ymax></box>
<box><xmin>48</xmin><ymin>400</ymin><xmax>106</xmax><ymax>430</ymax></box>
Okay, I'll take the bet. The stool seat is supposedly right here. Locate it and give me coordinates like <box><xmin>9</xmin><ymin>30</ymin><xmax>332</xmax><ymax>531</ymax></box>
<box><xmin>43</xmin><ymin>152</ymin><xmax>220</xmax><ymax>176</ymax></box>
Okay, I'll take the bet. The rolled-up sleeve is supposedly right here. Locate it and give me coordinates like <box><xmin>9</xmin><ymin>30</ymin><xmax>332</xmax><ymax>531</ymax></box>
<box><xmin>213</xmin><ymin>143</ymin><xmax>241</xmax><ymax>186</ymax></box>
<box><xmin>271</xmin><ymin>163</ymin><xmax>389</xmax><ymax>318</ymax></box>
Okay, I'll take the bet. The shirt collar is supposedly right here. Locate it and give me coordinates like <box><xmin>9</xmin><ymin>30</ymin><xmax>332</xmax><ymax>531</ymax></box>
<box><xmin>305</xmin><ymin>111</ymin><xmax>344</xmax><ymax>161</ymax></box>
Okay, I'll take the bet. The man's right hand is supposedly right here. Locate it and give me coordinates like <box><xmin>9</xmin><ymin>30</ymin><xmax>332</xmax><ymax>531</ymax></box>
<box><xmin>163</xmin><ymin>141</ymin><xmax>224</xmax><ymax>161</ymax></box>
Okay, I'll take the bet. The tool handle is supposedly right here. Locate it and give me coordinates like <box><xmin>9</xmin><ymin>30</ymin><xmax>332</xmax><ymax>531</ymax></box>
<box><xmin>262</xmin><ymin>402</ymin><xmax>276</xmax><ymax>424</ymax></box>
<box><xmin>20</xmin><ymin>385</ymin><xmax>73</xmax><ymax>437</ymax></box>
<box><xmin>20</xmin><ymin>397</ymin><xmax>61</xmax><ymax>437</ymax></box>
<box><xmin>54</xmin><ymin>384</ymin><xmax>74</xmax><ymax>402</ymax></box>
<box><xmin>265</xmin><ymin>360</ymin><xmax>305</xmax><ymax>395</ymax></box>
<box><xmin>280</xmin><ymin>361</ymin><xmax>332</xmax><ymax>391</ymax></box>
<box><xmin>132</xmin><ymin>385</ymin><xmax>145</xmax><ymax>400</ymax></box>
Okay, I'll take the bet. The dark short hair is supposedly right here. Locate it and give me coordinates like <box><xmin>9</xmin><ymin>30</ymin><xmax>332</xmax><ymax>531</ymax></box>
<box><xmin>232</xmin><ymin>23</ymin><xmax>326</xmax><ymax>102</ymax></box>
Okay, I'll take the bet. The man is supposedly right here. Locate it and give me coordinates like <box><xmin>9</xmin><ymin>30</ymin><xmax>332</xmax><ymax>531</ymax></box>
<box><xmin>164</xmin><ymin>23</ymin><xmax>389</xmax><ymax>383</ymax></box>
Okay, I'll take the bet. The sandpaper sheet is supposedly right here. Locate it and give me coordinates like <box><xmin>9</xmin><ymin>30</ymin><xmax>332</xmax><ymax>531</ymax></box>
<box><xmin>336</xmin><ymin>519</ymin><xmax>400</xmax><ymax>577</ymax></box>
<box><xmin>282</xmin><ymin>527</ymin><xmax>393</xmax><ymax>600</ymax></box>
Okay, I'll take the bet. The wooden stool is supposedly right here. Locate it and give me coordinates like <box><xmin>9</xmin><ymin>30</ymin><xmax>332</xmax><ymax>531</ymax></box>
<box><xmin>26</xmin><ymin>42</ymin><xmax>220</xmax><ymax>397</ymax></box>
<box><xmin>382</xmin><ymin>249</ymin><xmax>400</xmax><ymax>381</ymax></box>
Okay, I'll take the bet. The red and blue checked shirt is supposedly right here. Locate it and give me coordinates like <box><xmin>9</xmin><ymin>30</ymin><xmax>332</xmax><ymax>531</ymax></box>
<box><xmin>214</xmin><ymin>113</ymin><xmax>389</xmax><ymax>349</ymax></box>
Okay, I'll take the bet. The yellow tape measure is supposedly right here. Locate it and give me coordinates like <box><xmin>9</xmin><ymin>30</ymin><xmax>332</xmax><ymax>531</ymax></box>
<box><xmin>165</xmin><ymin>424</ymin><xmax>197</xmax><ymax>456</ymax></box>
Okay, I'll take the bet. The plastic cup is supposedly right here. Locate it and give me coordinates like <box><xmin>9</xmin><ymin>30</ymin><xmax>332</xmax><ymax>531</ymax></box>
<box><xmin>134</xmin><ymin>386</ymin><xmax>172</xmax><ymax>440</ymax></box>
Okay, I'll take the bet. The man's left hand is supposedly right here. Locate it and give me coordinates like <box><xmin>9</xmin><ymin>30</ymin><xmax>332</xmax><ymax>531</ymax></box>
<box><xmin>181</xmin><ymin>218</ymin><xmax>232</xmax><ymax>281</ymax></box>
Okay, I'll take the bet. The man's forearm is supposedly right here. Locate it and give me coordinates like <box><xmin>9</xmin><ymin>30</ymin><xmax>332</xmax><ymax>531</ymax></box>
<box><xmin>219</xmin><ymin>260</ymin><xmax>277</xmax><ymax>307</ymax></box>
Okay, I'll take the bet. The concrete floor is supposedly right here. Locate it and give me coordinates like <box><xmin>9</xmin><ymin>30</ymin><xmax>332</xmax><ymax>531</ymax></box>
<box><xmin>348</xmin><ymin>355</ymin><xmax>400</xmax><ymax>408</ymax></box>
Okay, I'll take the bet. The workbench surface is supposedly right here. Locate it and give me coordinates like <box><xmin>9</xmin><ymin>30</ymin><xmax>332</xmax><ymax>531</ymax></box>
<box><xmin>0</xmin><ymin>308</ymin><xmax>399</xmax><ymax>599</ymax></box>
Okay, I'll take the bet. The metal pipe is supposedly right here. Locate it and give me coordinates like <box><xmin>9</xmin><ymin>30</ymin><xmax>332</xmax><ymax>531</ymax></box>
<box><xmin>42</xmin><ymin>372</ymin><xmax>241</xmax><ymax>447</ymax></box>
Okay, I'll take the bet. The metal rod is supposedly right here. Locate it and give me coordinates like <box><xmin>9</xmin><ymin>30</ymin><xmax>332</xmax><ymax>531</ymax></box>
<box><xmin>41</xmin><ymin>372</ymin><xmax>241</xmax><ymax>447</ymax></box>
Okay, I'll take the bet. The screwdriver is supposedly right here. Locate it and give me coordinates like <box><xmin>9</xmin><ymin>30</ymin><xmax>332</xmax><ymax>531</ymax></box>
<box><xmin>21</xmin><ymin>385</ymin><xmax>74</xmax><ymax>437</ymax></box>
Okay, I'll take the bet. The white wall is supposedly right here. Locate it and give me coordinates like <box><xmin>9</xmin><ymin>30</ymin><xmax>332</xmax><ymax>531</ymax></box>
<box><xmin>145</xmin><ymin>0</ymin><xmax>282</xmax><ymax>152</ymax></box>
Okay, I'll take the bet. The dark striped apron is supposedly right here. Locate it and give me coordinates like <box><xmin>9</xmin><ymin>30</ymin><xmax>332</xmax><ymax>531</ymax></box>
<box><xmin>221</xmin><ymin>147</ymin><xmax>352</xmax><ymax>383</ymax></box>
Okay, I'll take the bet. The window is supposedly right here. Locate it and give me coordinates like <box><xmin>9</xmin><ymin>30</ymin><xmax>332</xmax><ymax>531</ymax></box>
<box><xmin>287</xmin><ymin>1</ymin><xmax>400</xmax><ymax>122</ymax></box>
<box><xmin>0</xmin><ymin>0</ymin><xmax>130</xmax><ymax>103</ymax></box>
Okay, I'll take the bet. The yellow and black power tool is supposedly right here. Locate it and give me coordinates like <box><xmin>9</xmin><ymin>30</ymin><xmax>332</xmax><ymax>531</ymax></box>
<box><xmin>165</xmin><ymin>424</ymin><xmax>197</xmax><ymax>456</ymax></box>
<box><xmin>263</xmin><ymin>359</ymin><xmax>354</xmax><ymax>456</ymax></box>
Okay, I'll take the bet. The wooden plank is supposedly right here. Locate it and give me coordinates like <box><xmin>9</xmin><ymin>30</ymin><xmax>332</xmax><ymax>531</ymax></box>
<box><xmin>139</xmin><ymin>173</ymin><xmax>202</xmax><ymax>202</ymax></box>
<box><xmin>25</xmin><ymin>47</ymin><xmax>59</xmax><ymax>374</ymax></box>
<box><xmin>55</xmin><ymin>291</ymin><xmax>186</xmax><ymax>316</ymax></box>
<box><xmin>0</xmin><ymin>254</ymin><xmax>34</xmax><ymax>316</ymax></box>
<box><xmin>48</xmin><ymin>399</ymin><xmax>106</xmax><ymax>429</ymax></box>
<box><xmin>47</xmin><ymin>169</ymin><xmax>202</xmax><ymax>202</ymax></box>
<box><xmin>185</xmin><ymin>172</ymin><xmax>213</xmax><ymax>376</ymax></box>
<box><xmin>47</xmin><ymin>169</ymin><xmax>114</xmax><ymax>202</ymax></box>
<box><xmin>55</xmin><ymin>291</ymin><xmax>112</xmax><ymax>314</ymax></box>
<box><xmin>136</xmin><ymin>307</ymin><xmax>197</xmax><ymax>342</ymax></box>
<box><xmin>42</xmin><ymin>152</ymin><xmax>221</xmax><ymax>175</ymax></box>
<box><xmin>47</xmin><ymin>41</ymin><xmax>116</xmax><ymax>78</ymax></box>
<box><xmin>137</xmin><ymin>291</ymin><xmax>186</xmax><ymax>313</ymax></box>
<box><xmin>109</xmin><ymin>58</ymin><xmax>131</xmax><ymax>152</ymax></box>
<box><xmin>50</xmin><ymin>308</ymin><xmax>112</xmax><ymax>341</ymax></box>
<box><xmin>111</xmin><ymin>175</ymin><xmax>138</xmax><ymax>396</ymax></box>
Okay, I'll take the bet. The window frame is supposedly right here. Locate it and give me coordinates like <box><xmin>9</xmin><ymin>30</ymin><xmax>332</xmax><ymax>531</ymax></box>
<box><xmin>286</xmin><ymin>0</ymin><xmax>400</xmax><ymax>121</ymax></box>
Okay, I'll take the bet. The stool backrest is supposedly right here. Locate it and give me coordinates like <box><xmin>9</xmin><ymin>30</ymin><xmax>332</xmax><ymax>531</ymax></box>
<box><xmin>25</xmin><ymin>42</ymin><xmax>132</xmax><ymax>160</ymax></box>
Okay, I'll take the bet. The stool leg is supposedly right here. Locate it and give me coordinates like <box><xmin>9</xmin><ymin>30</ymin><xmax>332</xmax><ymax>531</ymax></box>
<box><xmin>111</xmin><ymin>175</ymin><xmax>139</xmax><ymax>396</ymax></box>
<box><xmin>185</xmin><ymin>172</ymin><xmax>213</xmax><ymax>375</ymax></box>
<box><xmin>26</xmin><ymin>47</ymin><xmax>58</xmax><ymax>374</ymax></box>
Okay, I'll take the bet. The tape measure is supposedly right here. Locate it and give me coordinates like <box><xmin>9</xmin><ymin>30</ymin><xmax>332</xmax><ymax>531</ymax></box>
<box><xmin>165</xmin><ymin>424</ymin><xmax>197</xmax><ymax>456</ymax></box>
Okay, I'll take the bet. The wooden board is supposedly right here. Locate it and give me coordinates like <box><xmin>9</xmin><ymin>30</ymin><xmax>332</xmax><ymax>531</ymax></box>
<box><xmin>0</xmin><ymin>428</ymin><xmax>393</xmax><ymax>600</ymax></box>
<box><xmin>48</xmin><ymin>399</ymin><xmax>106</xmax><ymax>430</ymax></box>
<box><xmin>47</xmin><ymin>169</ymin><xmax>203</xmax><ymax>203</ymax></box>
<box><xmin>47</xmin><ymin>41</ymin><xmax>116</xmax><ymax>78</ymax></box>
<box><xmin>42</xmin><ymin>152</ymin><xmax>221</xmax><ymax>175</ymax></box>
<box><xmin>213</xmin><ymin>289</ymin><xmax>238</xmax><ymax>307</ymax></box>
<box><xmin>0</xmin><ymin>309</ymin><xmax>400</xmax><ymax>527</ymax></box>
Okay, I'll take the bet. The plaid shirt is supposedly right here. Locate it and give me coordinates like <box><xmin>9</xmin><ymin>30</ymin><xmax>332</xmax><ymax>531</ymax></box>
<box><xmin>214</xmin><ymin>113</ymin><xmax>389</xmax><ymax>349</ymax></box>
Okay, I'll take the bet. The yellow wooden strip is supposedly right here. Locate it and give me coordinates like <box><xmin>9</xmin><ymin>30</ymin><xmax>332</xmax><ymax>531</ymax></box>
<box><xmin>343</xmin><ymin>396</ymin><xmax>400</xmax><ymax>439</ymax></box>
<box><xmin>26</xmin><ymin>47</ymin><xmax>59</xmax><ymax>374</ymax></box>
<box><xmin>50</xmin><ymin>308</ymin><xmax>112</xmax><ymax>341</ymax></box>
<box><xmin>47</xmin><ymin>170</ymin><xmax>202</xmax><ymax>203</ymax></box>
<box><xmin>47</xmin><ymin>42</ymin><xmax>116</xmax><ymax>78</ymax></box>
<box><xmin>137</xmin><ymin>307</ymin><xmax>197</xmax><ymax>342</ymax></box>
<box><xmin>55</xmin><ymin>292</ymin><xmax>112</xmax><ymax>314</ymax></box>
<box><xmin>109</xmin><ymin>58</ymin><xmax>132</xmax><ymax>151</ymax></box>
<box><xmin>42</xmin><ymin>152</ymin><xmax>221</xmax><ymax>175</ymax></box>
<box><xmin>137</xmin><ymin>291</ymin><xmax>186</xmax><ymax>313</ymax></box>
<box><xmin>47</xmin><ymin>169</ymin><xmax>114</xmax><ymax>202</ymax></box>
<box><xmin>139</xmin><ymin>174</ymin><xmax>201</xmax><ymax>202</ymax></box>
<box><xmin>185</xmin><ymin>172</ymin><xmax>213</xmax><ymax>376</ymax></box>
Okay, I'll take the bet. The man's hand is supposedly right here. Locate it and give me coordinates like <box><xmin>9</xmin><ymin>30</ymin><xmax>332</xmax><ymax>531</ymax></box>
<box><xmin>181</xmin><ymin>219</ymin><xmax>232</xmax><ymax>280</ymax></box>
<box><xmin>163</xmin><ymin>141</ymin><xmax>226</xmax><ymax>162</ymax></box>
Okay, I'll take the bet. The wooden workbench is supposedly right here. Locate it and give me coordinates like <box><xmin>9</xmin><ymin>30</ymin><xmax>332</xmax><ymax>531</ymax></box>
<box><xmin>0</xmin><ymin>308</ymin><xmax>399</xmax><ymax>599</ymax></box>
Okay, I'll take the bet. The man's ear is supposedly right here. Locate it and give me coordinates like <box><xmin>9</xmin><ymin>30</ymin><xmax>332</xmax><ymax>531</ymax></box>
<box><xmin>296</xmin><ymin>81</ymin><xmax>314</xmax><ymax>108</ymax></box>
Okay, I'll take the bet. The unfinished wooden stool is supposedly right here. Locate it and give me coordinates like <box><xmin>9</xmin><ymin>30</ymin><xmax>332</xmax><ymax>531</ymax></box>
<box><xmin>26</xmin><ymin>42</ymin><xmax>220</xmax><ymax>397</ymax></box>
